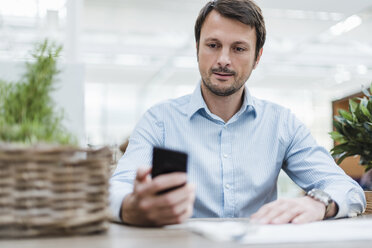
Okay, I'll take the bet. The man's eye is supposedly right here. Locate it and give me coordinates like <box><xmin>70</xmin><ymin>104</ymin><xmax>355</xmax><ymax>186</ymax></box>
<box><xmin>208</xmin><ymin>44</ymin><xmax>217</xmax><ymax>48</ymax></box>
<box><xmin>235</xmin><ymin>47</ymin><xmax>246</xmax><ymax>52</ymax></box>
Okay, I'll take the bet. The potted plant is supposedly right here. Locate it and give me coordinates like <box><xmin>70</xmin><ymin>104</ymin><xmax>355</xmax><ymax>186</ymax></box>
<box><xmin>0</xmin><ymin>40</ymin><xmax>75</xmax><ymax>144</ymax></box>
<box><xmin>0</xmin><ymin>40</ymin><xmax>111</xmax><ymax>237</ymax></box>
<box><xmin>330</xmin><ymin>82</ymin><xmax>372</xmax><ymax>214</ymax></box>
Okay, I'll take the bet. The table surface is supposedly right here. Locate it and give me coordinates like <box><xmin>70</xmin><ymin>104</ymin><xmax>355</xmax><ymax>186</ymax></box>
<box><xmin>1</xmin><ymin>216</ymin><xmax>371</xmax><ymax>248</ymax></box>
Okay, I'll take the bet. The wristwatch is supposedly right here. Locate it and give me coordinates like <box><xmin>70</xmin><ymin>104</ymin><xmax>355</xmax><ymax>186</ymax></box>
<box><xmin>306</xmin><ymin>189</ymin><xmax>334</xmax><ymax>219</ymax></box>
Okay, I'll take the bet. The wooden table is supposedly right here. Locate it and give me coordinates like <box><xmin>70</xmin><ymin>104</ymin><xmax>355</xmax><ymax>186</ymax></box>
<box><xmin>1</xmin><ymin>217</ymin><xmax>371</xmax><ymax>248</ymax></box>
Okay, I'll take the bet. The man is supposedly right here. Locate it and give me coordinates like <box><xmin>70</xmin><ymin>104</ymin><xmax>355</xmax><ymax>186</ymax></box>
<box><xmin>110</xmin><ymin>0</ymin><xmax>365</xmax><ymax>227</ymax></box>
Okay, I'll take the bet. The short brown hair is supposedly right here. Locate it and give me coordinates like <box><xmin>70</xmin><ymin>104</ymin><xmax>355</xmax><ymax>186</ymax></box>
<box><xmin>194</xmin><ymin>0</ymin><xmax>266</xmax><ymax>60</ymax></box>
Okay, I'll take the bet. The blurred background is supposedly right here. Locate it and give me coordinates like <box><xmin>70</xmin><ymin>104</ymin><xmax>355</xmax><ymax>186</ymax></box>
<box><xmin>1</xmin><ymin>0</ymin><xmax>372</xmax><ymax>196</ymax></box>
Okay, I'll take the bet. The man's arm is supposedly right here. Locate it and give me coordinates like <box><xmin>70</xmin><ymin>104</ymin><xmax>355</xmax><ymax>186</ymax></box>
<box><xmin>109</xmin><ymin>107</ymin><xmax>162</xmax><ymax>221</ymax></box>
<box><xmin>109</xmin><ymin>107</ymin><xmax>196</xmax><ymax>226</ymax></box>
<box><xmin>251</xmin><ymin>111</ymin><xmax>365</xmax><ymax>224</ymax></box>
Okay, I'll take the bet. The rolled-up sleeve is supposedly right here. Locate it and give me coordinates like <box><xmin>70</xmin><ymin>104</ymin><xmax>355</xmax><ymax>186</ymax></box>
<box><xmin>281</xmin><ymin>111</ymin><xmax>366</xmax><ymax>218</ymax></box>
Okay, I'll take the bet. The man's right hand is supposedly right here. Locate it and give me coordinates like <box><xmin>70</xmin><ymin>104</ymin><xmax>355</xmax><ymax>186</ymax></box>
<box><xmin>120</xmin><ymin>167</ymin><xmax>195</xmax><ymax>227</ymax></box>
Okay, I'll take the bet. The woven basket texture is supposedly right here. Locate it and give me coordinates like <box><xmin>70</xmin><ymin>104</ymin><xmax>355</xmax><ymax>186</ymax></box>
<box><xmin>365</xmin><ymin>191</ymin><xmax>372</xmax><ymax>215</ymax></box>
<box><xmin>0</xmin><ymin>145</ymin><xmax>112</xmax><ymax>238</ymax></box>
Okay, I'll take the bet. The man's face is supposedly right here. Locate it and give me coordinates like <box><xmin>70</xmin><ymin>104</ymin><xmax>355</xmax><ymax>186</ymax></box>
<box><xmin>197</xmin><ymin>10</ymin><xmax>262</xmax><ymax>96</ymax></box>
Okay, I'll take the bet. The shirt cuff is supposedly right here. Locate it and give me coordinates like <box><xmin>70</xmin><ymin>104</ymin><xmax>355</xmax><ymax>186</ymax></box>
<box><xmin>109</xmin><ymin>182</ymin><xmax>133</xmax><ymax>223</ymax></box>
<box><xmin>325</xmin><ymin>187</ymin><xmax>366</xmax><ymax>219</ymax></box>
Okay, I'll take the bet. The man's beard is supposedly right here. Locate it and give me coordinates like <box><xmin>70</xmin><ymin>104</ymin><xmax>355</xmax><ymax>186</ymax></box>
<box><xmin>202</xmin><ymin>67</ymin><xmax>246</xmax><ymax>97</ymax></box>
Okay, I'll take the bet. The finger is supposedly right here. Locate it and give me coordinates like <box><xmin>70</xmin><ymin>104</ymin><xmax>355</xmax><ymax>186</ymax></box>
<box><xmin>141</xmin><ymin>183</ymin><xmax>194</xmax><ymax>209</ymax></box>
<box><xmin>175</xmin><ymin>202</ymin><xmax>194</xmax><ymax>223</ymax></box>
<box><xmin>251</xmin><ymin>200</ymin><xmax>288</xmax><ymax>224</ymax></box>
<box><xmin>136</xmin><ymin>167</ymin><xmax>152</xmax><ymax>181</ymax></box>
<box><xmin>146</xmin><ymin>199</ymin><xmax>191</xmax><ymax>226</ymax></box>
<box><xmin>250</xmin><ymin>202</ymin><xmax>275</xmax><ymax>220</ymax></box>
<box><xmin>164</xmin><ymin>186</ymin><xmax>195</xmax><ymax>215</ymax></box>
<box><xmin>155</xmin><ymin>183</ymin><xmax>194</xmax><ymax>207</ymax></box>
<box><xmin>270</xmin><ymin>207</ymin><xmax>302</xmax><ymax>224</ymax></box>
<box><xmin>156</xmin><ymin>197</ymin><xmax>191</xmax><ymax>218</ymax></box>
<box><xmin>160</xmin><ymin>203</ymin><xmax>194</xmax><ymax>226</ymax></box>
<box><xmin>291</xmin><ymin>212</ymin><xmax>314</xmax><ymax>224</ymax></box>
<box><xmin>258</xmin><ymin>207</ymin><xmax>287</xmax><ymax>224</ymax></box>
<box><xmin>134</xmin><ymin>168</ymin><xmax>152</xmax><ymax>196</ymax></box>
<box><xmin>143</xmin><ymin>172</ymin><xmax>187</xmax><ymax>195</ymax></box>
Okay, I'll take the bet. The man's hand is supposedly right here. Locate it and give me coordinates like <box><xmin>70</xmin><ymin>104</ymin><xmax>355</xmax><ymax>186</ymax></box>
<box><xmin>121</xmin><ymin>167</ymin><xmax>195</xmax><ymax>227</ymax></box>
<box><xmin>250</xmin><ymin>196</ymin><xmax>338</xmax><ymax>224</ymax></box>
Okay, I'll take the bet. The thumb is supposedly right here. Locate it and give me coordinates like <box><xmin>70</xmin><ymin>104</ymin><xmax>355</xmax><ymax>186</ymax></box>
<box><xmin>136</xmin><ymin>167</ymin><xmax>152</xmax><ymax>182</ymax></box>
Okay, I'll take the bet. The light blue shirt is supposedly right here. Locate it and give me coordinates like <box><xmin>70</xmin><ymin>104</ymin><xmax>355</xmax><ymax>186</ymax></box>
<box><xmin>109</xmin><ymin>83</ymin><xmax>366</xmax><ymax>222</ymax></box>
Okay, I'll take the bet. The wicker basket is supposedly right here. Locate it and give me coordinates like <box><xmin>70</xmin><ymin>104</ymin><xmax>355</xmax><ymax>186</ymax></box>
<box><xmin>0</xmin><ymin>144</ymin><xmax>112</xmax><ymax>238</ymax></box>
<box><xmin>365</xmin><ymin>191</ymin><xmax>372</xmax><ymax>215</ymax></box>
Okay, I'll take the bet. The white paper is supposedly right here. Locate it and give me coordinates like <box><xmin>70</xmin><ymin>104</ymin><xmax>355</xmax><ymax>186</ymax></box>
<box><xmin>185</xmin><ymin>221</ymin><xmax>256</xmax><ymax>242</ymax></box>
<box><xmin>170</xmin><ymin>218</ymin><xmax>372</xmax><ymax>244</ymax></box>
<box><xmin>241</xmin><ymin>218</ymin><xmax>372</xmax><ymax>244</ymax></box>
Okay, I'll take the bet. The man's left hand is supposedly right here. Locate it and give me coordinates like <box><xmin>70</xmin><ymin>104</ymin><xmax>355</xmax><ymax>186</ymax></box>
<box><xmin>250</xmin><ymin>196</ymin><xmax>336</xmax><ymax>224</ymax></box>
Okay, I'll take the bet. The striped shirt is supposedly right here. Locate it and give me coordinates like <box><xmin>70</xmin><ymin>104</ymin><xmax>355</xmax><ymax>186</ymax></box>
<box><xmin>109</xmin><ymin>82</ymin><xmax>365</xmax><ymax>222</ymax></box>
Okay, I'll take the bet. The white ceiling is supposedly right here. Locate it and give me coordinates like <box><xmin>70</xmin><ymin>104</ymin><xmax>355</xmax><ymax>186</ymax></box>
<box><xmin>80</xmin><ymin>0</ymin><xmax>372</xmax><ymax>96</ymax></box>
<box><xmin>1</xmin><ymin>0</ymin><xmax>372</xmax><ymax>96</ymax></box>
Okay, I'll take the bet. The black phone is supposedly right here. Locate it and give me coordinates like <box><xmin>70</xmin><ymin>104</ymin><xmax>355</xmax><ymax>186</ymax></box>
<box><xmin>152</xmin><ymin>147</ymin><xmax>188</xmax><ymax>194</ymax></box>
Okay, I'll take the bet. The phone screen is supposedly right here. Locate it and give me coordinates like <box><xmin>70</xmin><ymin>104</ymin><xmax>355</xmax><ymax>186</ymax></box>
<box><xmin>152</xmin><ymin>147</ymin><xmax>188</xmax><ymax>194</ymax></box>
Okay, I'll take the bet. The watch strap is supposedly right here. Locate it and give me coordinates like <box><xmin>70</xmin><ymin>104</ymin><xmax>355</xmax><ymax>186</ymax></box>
<box><xmin>306</xmin><ymin>189</ymin><xmax>333</xmax><ymax>219</ymax></box>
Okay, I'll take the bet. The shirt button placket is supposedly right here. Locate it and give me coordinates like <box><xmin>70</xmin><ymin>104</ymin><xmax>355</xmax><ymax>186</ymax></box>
<box><xmin>221</xmin><ymin>125</ymin><xmax>234</xmax><ymax>218</ymax></box>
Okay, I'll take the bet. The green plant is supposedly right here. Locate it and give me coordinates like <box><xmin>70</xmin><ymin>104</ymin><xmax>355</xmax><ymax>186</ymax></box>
<box><xmin>0</xmin><ymin>40</ymin><xmax>76</xmax><ymax>145</ymax></box>
<box><xmin>330</xmin><ymin>82</ymin><xmax>372</xmax><ymax>172</ymax></box>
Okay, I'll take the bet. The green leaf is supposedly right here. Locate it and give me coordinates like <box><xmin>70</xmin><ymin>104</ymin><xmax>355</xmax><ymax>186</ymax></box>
<box><xmin>360</xmin><ymin>104</ymin><xmax>372</xmax><ymax>120</ymax></box>
<box><xmin>333</xmin><ymin>119</ymin><xmax>344</xmax><ymax>134</ymax></box>
<box><xmin>329</xmin><ymin>131</ymin><xmax>347</xmax><ymax>143</ymax></box>
<box><xmin>367</xmin><ymin>98</ymin><xmax>372</xmax><ymax>113</ymax></box>
<box><xmin>362</xmin><ymin>85</ymin><xmax>371</xmax><ymax>97</ymax></box>
<box><xmin>349</xmin><ymin>99</ymin><xmax>358</xmax><ymax>114</ymax></box>
<box><xmin>331</xmin><ymin>143</ymin><xmax>351</xmax><ymax>155</ymax></box>
<box><xmin>338</xmin><ymin>109</ymin><xmax>353</xmax><ymax>122</ymax></box>
<box><xmin>354</xmin><ymin>104</ymin><xmax>369</xmax><ymax>122</ymax></box>
<box><xmin>360</xmin><ymin>97</ymin><xmax>369</xmax><ymax>107</ymax></box>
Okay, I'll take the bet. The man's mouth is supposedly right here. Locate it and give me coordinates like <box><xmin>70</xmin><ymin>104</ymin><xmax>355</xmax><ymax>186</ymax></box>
<box><xmin>214</xmin><ymin>72</ymin><xmax>233</xmax><ymax>76</ymax></box>
<box><xmin>211</xmin><ymin>67</ymin><xmax>236</xmax><ymax>79</ymax></box>
<box><xmin>213</xmin><ymin>72</ymin><xmax>234</xmax><ymax>80</ymax></box>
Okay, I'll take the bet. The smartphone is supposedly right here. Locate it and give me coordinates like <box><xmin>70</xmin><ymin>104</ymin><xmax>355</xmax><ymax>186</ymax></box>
<box><xmin>152</xmin><ymin>146</ymin><xmax>188</xmax><ymax>194</ymax></box>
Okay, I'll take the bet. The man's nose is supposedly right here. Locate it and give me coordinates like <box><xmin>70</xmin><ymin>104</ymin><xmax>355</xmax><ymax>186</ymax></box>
<box><xmin>217</xmin><ymin>48</ymin><xmax>231</xmax><ymax>68</ymax></box>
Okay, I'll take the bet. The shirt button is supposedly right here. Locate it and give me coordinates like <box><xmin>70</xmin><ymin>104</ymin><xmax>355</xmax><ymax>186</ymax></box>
<box><xmin>225</xmin><ymin>184</ymin><xmax>231</xmax><ymax>189</ymax></box>
<box><xmin>223</xmin><ymin>154</ymin><xmax>228</xmax><ymax>158</ymax></box>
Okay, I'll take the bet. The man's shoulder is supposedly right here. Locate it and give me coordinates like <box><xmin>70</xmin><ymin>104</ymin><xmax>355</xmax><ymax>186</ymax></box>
<box><xmin>252</xmin><ymin>97</ymin><xmax>304</xmax><ymax>142</ymax></box>
<box><xmin>148</xmin><ymin>94</ymin><xmax>192</xmax><ymax>116</ymax></box>
<box><xmin>252</xmin><ymin>96</ymin><xmax>291</xmax><ymax>116</ymax></box>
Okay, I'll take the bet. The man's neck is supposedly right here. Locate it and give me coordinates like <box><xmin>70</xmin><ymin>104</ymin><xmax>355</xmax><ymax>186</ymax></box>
<box><xmin>201</xmin><ymin>84</ymin><xmax>245</xmax><ymax>123</ymax></box>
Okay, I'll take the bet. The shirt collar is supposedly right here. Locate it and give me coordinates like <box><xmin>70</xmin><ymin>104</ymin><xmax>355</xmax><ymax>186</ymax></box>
<box><xmin>186</xmin><ymin>81</ymin><xmax>208</xmax><ymax>119</ymax></box>
<box><xmin>186</xmin><ymin>82</ymin><xmax>257</xmax><ymax>120</ymax></box>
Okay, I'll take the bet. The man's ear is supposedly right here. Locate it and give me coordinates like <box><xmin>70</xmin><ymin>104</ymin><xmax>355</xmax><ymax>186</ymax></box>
<box><xmin>253</xmin><ymin>48</ymin><xmax>263</xmax><ymax>69</ymax></box>
<box><xmin>196</xmin><ymin>42</ymin><xmax>199</xmax><ymax>62</ymax></box>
